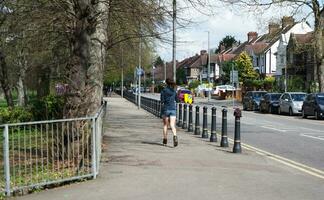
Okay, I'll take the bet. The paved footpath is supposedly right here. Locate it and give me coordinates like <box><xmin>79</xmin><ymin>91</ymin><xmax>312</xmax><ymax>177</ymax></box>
<box><xmin>15</xmin><ymin>95</ymin><xmax>324</xmax><ymax>200</ymax></box>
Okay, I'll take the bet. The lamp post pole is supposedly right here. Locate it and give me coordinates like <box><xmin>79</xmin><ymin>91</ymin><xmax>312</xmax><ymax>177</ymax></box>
<box><xmin>138</xmin><ymin>32</ymin><xmax>142</xmax><ymax>109</ymax></box>
<box><xmin>284</xmin><ymin>63</ymin><xmax>287</xmax><ymax>92</ymax></box>
<box><xmin>207</xmin><ymin>31</ymin><xmax>211</xmax><ymax>102</ymax></box>
<box><xmin>172</xmin><ymin>0</ymin><xmax>176</xmax><ymax>83</ymax></box>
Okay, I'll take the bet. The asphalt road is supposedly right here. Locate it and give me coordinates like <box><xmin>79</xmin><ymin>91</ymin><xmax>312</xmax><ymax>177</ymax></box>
<box><xmin>141</xmin><ymin>93</ymin><xmax>324</xmax><ymax>173</ymax></box>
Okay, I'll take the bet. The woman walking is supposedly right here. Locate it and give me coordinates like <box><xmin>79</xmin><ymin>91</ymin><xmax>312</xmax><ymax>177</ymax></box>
<box><xmin>160</xmin><ymin>78</ymin><xmax>178</xmax><ymax>147</ymax></box>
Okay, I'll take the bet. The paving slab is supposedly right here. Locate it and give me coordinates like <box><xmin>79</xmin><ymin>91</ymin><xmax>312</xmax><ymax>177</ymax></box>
<box><xmin>13</xmin><ymin>95</ymin><xmax>324</xmax><ymax>200</ymax></box>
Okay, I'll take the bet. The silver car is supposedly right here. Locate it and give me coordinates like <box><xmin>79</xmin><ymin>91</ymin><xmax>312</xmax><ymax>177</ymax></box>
<box><xmin>278</xmin><ymin>92</ymin><xmax>306</xmax><ymax>115</ymax></box>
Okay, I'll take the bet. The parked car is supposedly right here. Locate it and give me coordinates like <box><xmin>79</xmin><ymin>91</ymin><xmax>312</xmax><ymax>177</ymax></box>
<box><xmin>278</xmin><ymin>92</ymin><xmax>306</xmax><ymax>115</ymax></box>
<box><xmin>302</xmin><ymin>93</ymin><xmax>324</xmax><ymax>119</ymax></box>
<box><xmin>242</xmin><ymin>91</ymin><xmax>267</xmax><ymax>111</ymax></box>
<box><xmin>177</xmin><ymin>89</ymin><xmax>194</xmax><ymax>103</ymax></box>
<box><xmin>260</xmin><ymin>93</ymin><xmax>282</xmax><ymax>114</ymax></box>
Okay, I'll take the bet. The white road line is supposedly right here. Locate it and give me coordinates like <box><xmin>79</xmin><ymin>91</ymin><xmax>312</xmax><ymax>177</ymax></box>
<box><xmin>261</xmin><ymin>126</ymin><xmax>287</xmax><ymax>132</ymax></box>
<box><xmin>300</xmin><ymin>127</ymin><xmax>324</xmax><ymax>133</ymax></box>
<box><xmin>300</xmin><ymin>134</ymin><xmax>324</xmax><ymax>141</ymax></box>
<box><xmin>218</xmin><ymin>134</ymin><xmax>324</xmax><ymax>180</ymax></box>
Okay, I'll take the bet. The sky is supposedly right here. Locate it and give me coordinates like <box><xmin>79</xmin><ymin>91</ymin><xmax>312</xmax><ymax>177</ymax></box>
<box><xmin>156</xmin><ymin>1</ymin><xmax>313</xmax><ymax>62</ymax></box>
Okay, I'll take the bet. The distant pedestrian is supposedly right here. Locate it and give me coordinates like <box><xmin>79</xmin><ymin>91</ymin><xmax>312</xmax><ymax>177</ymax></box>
<box><xmin>160</xmin><ymin>78</ymin><xmax>178</xmax><ymax>147</ymax></box>
<box><xmin>109</xmin><ymin>87</ymin><xmax>112</xmax><ymax>97</ymax></box>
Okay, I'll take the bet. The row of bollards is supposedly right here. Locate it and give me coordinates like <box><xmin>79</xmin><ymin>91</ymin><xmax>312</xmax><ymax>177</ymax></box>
<box><xmin>177</xmin><ymin>104</ymin><xmax>241</xmax><ymax>153</ymax></box>
<box><xmin>123</xmin><ymin>93</ymin><xmax>241</xmax><ymax>153</ymax></box>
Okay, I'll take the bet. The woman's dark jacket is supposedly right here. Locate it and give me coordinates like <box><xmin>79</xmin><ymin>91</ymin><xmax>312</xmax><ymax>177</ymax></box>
<box><xmin>160</xmin><ymin>86</ymin><xmax>178</xmax><ymax>111</ymax></box>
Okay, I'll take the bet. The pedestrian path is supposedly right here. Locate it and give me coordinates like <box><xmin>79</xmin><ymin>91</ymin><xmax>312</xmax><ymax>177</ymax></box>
<box><xmin>14</xmin><ymin>95</ymin><xmax>324</xmax><ymax>200</ymax></box>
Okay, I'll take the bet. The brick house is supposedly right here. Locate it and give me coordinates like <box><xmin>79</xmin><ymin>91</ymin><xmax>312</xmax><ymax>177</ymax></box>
<box><xmin>286</xmin><ymin>32</ymin><xmax>315</xmax><ymax>90</ymax></box>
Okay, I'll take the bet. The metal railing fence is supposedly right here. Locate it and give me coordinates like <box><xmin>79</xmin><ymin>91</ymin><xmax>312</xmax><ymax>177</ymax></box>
<box><xmin>1</xmin><ymin>102</ymin><xmax>107</xmax><ymax>196</ymax></box>
<box><xmin>122</xmin><ymin>91</ymin><xmax>162</xmax><ymax>117</ymax></box>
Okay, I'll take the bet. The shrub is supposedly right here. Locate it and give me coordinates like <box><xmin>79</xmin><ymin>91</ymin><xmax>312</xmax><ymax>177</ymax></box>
<box><xmin>0</xmin><ymin>107</ymin><xmax>33</xmax><ymax>124</ymax></box>
<box><xmin>30</xmin><ymin>94</ymin><xmax>64</xmax><ymax>120</ymax></box>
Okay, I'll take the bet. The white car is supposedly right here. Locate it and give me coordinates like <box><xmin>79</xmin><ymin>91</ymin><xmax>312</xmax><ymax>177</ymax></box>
<box><xmin>278</xmin><ymin>92</ymin><xmax>306</xmax><ymax>115</ymax></box>
<box><xmin>212</xmin><ymin>85</ymin><xmax>236</xmax><ymax>95</ymax></box>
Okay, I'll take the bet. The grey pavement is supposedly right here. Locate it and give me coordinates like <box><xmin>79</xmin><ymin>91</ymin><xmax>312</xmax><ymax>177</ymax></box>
<box><xmin>14</xmin><ymin>95</ymin><xmax>324</xmax><ymax>200</ymax></box>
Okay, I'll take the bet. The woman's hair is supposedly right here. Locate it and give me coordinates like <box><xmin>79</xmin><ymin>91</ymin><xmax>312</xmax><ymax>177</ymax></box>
<box><xmin>165</xmin><ymin>78</ymin><xmax>176</xmax><ymax>88</ymax></box>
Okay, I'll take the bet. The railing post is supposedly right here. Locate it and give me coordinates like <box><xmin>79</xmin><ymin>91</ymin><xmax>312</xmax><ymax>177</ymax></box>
<box><xmin>202</xmin><ymin>106</ymin><xmax>208</xmax><ymax>138</ymax></box>
<box><xmin>177</xmin><ymin>104</ymin><xmax>183</xmax><ymax>127</ymax></box>
<box><xmin>91</xmin><ymin>118</ymin><xmax>97</xmax><ymax>179</ymax></box>
<box><xmin>182</xmin><ymin>104</ymin><xmax>188</xmax><ymax>129</ymax></box>
<box><xmin>159</xmin><ymin>101</ymin><xmax>162</xmax><ymax>119</ymax></box>
<box><xmin>194</xmin><ymin>106</ymin><xmax>200</xmax><ymax>135</ymax></box>
<box><xmin>210</xmin><ymin>107</ymin><xmax>217</xmax><ymax>142</ymax></box>
<box><xmin>188</xmin><ymin>104</ymin><xmax>193</xmax><ymax>132</ymax></box>
<box><xmin>220</xmin><ymin>108</ymin><xmax>229</xmax><ymax>147</ymax></box>
<box><xmin>4</xmin><ymin>124</ymin><xmax>11</xmax><ymax>196</ymax></box>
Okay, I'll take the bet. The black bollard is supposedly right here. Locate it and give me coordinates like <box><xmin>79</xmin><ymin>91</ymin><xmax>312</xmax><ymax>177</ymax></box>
<box><xmin>177</xmin><ymin>104</ymin><xmax>183</xmax><ymax>127</ymax></box>
<box><xmin>202</xmin><ymin>106</ymin><xmax>208</xmax><ymax>138</ymax></box>
<box><xmin>233</xmin><ymin>108</ymin><xmax>242</xmax><ymax>153</ymax></box>
<box><xmin>188</xmin><ymin>104</ymin><xmax>193</xmax><ymax>132</ymax></box>
<box><xmin>194</xmin><ymin>106</ymin><xmax>201</xmax><ymax>135</ymax></box>
<box><xmin>210</xmin><ymin>107</ymin><xmax>217</xmax><ymax>142</ymax></box>
<box><xmin>182</xmin><ymin>104</ymin><xmax>188</xmax><ymax>129</ymax></box>
<box><xmin>220</xmin><ymin>108</ymin><xmax>229</xmax><ymax>147</ymax></box>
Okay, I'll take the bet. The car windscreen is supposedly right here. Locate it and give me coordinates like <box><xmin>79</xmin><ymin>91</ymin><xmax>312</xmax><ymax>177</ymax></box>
<box><xmin>270</xmin><ymin>94</ymin><xmax>281</xmax><ymax>101</ymax></box>
<box><xmin>316</xmin><ymin>95</ymin><xmax>324</xmax><ymax>104</ymax></box>
<box><xmin>252</xmin><ymin>92</ymin><xmax>266</xmax><ymax>99</ymax></box>
<box><xmin>291</xmin><ymin>94</ymin><xmax>306</xmax><ymax>101</ymax></box>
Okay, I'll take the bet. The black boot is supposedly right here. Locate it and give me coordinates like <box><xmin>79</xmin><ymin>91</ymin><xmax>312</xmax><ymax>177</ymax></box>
<box><xmin>163</xmin><ymin>138</ymin><xmax>167</xmax><ymax>145</ymax></box>
<box><xmin>173</xmin><ymin>135</ymin><xmax>178</xmax><ymax>147</ymax></box>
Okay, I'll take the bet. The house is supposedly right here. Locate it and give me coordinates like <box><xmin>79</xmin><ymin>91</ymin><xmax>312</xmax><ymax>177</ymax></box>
<box><xmin>286</xmin><ymin>32</ymin><xmax>315</xmax><ymax>90</ymax></box>
<box><xmin>253</xmin><ymin>17</ymin><xmax>312</xmax><ymax>76</ymax></box>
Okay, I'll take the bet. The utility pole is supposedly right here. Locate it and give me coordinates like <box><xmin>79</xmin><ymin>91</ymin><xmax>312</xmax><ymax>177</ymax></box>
<box><xmin>172</xmin><ymin>0</ymin><xmax>176</xmax><ymax>83</ymax></box>
<box><xmin>207</xmin><ymin>31</ymin><xmax>211</xmax><ymax>102</ymax></box>
<box><xmin>284</xmin><ymin>63</ymin><xmax>287</xmax><ymax>92</ymax></box>
<box><xmin>164</xmin><ymin>61</ymin><xmax>167</xmax><ymax>80</ymax></box>
<box><xmin>138</xmin><ymin>34</ymin><xmax>142</xmax><ymax>109</ymax></box>
<box><xmin>121</xmin><ymin>47</ymin><xmax>124</xmax><ymax>98</ymax></box>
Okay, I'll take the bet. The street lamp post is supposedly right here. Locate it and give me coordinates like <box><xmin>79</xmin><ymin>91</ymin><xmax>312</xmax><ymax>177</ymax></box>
<box><xmin>207</xmin><ymin>31</ymin><xmax>211</xmax><ymax>101</ymax></box>
<box><xmin>172</xmin><ymin>0</ymin><xmax>176</xmax><ymax>83</ymax></box>
<box><xmin>152</xmin><ymin>65</ymin><xmax>155</xmax><ymax>93</ymax></box>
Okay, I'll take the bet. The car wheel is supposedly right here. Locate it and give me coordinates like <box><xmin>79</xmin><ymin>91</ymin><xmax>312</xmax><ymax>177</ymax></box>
<box><xmin>289</xmin><ymin>107</ymin><xmax>293</xmax><ymax>116</ymax></box>
<box><xmin>268</xmin><ymin>105</ymin><xmax>272</xmax><ymax>114</ymax></box>
<box><xmin>315</xmin><ymin>110</ymin><xmax>321</xmax><ymax>120</ymax></box>
<box><xmin>302</xmin><ymin>109</ymin><xmax>307</xmax><ymax>119</ymax></box>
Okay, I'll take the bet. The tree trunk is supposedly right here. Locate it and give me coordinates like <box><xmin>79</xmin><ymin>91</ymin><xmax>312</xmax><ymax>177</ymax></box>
<box><xmin>64</xmin><ymin>0</ymin><xmax>107</xmax><ymax>118</ymax></box>
<box><xmin>0</xmin><ymin>50</ymin><xmax>14</xmax><ymax>107</ymax></box>
<box><xmin>314</xmin><ymin>6</ymin><xmax>324</xmax><ymax>92</ymax></box>
<box><xmin>17</xmin><ymin>55</ymin><xmax>28</xmax><ymax>106</ymax></box>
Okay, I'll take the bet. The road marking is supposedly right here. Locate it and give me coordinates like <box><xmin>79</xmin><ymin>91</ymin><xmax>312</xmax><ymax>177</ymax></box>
<box><xmin>300</xmin><ymin>127</ymin><xmax>324</xmax><ymax>133</ymax></box>
<box><xmin>220</xmin><ymin>135</ymin><xmax>324</xmax><ymax>180</ymax></box>
<box><xmin>261</xmin><ymin>126</ymin><xmax>287</xmax><ymax>132</ymax></box>
<box><xmin>300</xmin><ymin>134</ymin><xmax>324</xmax><ymax>141</ymax></box>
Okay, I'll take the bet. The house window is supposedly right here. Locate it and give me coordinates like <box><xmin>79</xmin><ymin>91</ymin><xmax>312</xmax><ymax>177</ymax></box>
<box><xmin>256</xmin><ymin>57</ymin><xmax>259</xmax><ymax>66</ymax></box>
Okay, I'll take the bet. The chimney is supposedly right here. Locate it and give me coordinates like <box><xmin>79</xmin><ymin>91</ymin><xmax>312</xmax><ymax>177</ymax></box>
<box><xmin>268</xmin><ymin>23</ymin><xmax>280</xmax><ymax>35</ymax></box>
<box><xmin>282</xmin><ymin>16</ymin><xmax>295</xmax><ymax>28</ymax></box>
<box><xmin>247</xmin><ymin>32</ymin><xmax>258</xmax><ymax>42</ymax></box>
<box><xmin>200</xmin><ymin>50</ymin><xmax>207</xmax><ymax>55</ymax></box>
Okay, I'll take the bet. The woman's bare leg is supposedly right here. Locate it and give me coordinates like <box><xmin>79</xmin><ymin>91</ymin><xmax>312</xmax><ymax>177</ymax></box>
<box><xmin>169</xmin><ymin>116</ymin><xmax>177</xmax><ymax>136</ymax></box>
<box><xmin>163</xmin><ymin>117</ymin><xmax>169</xmax><ymax>139</ymax></box>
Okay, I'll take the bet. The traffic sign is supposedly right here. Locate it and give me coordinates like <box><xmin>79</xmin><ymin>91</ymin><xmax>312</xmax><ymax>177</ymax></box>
<box><xmin>136</xmin><ymin>67</ymin><xmax>144</xmax><ymax>76</ymax></box>
<box><xmin>230</xmin><ymin>70</ymin><xmax>238</xmax><ymax>83</ymax></box>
